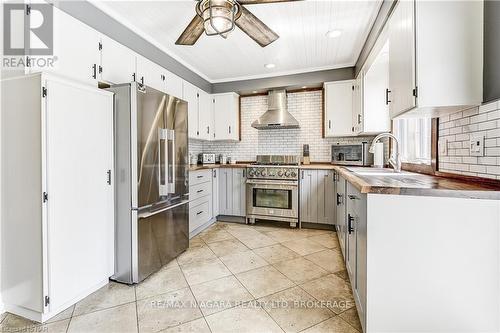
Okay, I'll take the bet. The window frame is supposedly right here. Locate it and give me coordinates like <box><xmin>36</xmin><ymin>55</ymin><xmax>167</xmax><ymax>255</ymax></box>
<box><xmin>391</xmin><ymin>118</ymin><xmax>438</xmax><ymax>175</ymax></box>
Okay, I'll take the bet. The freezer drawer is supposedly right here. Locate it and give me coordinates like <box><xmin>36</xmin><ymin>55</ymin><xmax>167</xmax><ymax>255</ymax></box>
<box><xmin>136</xmin><ymin>202</ymin><xmax>189</xmax><ymax>283</ymax></box>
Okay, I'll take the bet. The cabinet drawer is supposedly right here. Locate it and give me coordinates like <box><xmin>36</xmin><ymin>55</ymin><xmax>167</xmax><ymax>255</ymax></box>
<box><xmin>189</xmin><ymin>198</ymin><xmax>211</xmax><ymax>232</ymax></box>
<box><xmin>189</xmin><ymin>181</ymin><xmax>212</xmax><ymax>201</ymax></box>
<box><xmin>189</xmin><ymin>169</ymin><xmax>212</xmax><ymax>186</ymax></box>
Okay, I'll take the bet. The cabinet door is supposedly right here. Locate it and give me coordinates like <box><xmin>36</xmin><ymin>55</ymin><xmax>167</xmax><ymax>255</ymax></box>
<box><xmin>165</xmin><ymin>71</ymin><xmax>183</xmax><ymax>99</ymax></box>
<box><xmin>212</xmin><ymin>169</ymin><xmax>219</xmax><ymax>217</ymax></box>
<box><xmin>213</xmin><ymin>93</ymin><xmax>239</xmax><ymax>141</ymax></box>
<box><xmin>300</xmin><ymin>169</ymin><xmax>318</xmax><ymax>223</ymax></box>
<box><xmin>352</xmin><ymin>74</ymin><xmax>363</xmax><ymax>134</ymax></box>
<box><xmin>31</xmin><ymin>7</ymin><xmax>99</xmax><ymax>85</ymax></box>
<box><xmin>336</xmin><ymin>175</ymin><xmax>347</xmax><ymax>259</ymax></box>
<box><xmin>198</xmin><ymin>91</ymin><xmax>213</xmax><ymax>141</ymax></box>
<box><xmin>231</xmin><ymin>168</ymin><xmax>246</xmax><ymax>216</ymax></box>
<box><xmin>136</xmin><ymin>56</ymin><xmax>165</xmax><ymax>92</ymax></box>
<box><xmin>183</xmin><ymin>82</ymin><xmax>199</xmax><ymax>139</ymax></box>
<box><xmin>389</xmin><ymin>0</ymin><xmax>416</xmax><ymax>117</ymax></box>
<box><xmin>100</xmin><ymin>35</ymin><xmax>136</xmax><ymax>85</ymax></box>
<box><xmin>219</xmin><ymin>168</ymin><xmax>232</xmax><ymax>215</ymax></box>
<box><xmin>363</xmin><ymin>41</ymin><xmax>391</xmax><ymax>134</ymax></box>
<box><xmin>324</xmin><ymin>81</ymin><xmax>355</xmax><ymax>137</ymax></box>
<box><xmin>45</xmin><ymin>78</ymin><xmax>114</xmax><ymax>311</ymax></box>
<box><xmin>317</xmin><ymin>170</ymin><xmax>335</xmax><ymax>224</ymax></box>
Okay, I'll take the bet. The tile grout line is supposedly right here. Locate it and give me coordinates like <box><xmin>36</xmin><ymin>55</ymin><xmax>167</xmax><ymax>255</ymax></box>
<box><xmin>134</xmin><ymin>285</ymin><xmax>139</xmax><ymax>333</ymax></box>
<box><xmin>176</xmin><ymin>257</ymin><xmax>213</xmax><ymax>333</ymax></box>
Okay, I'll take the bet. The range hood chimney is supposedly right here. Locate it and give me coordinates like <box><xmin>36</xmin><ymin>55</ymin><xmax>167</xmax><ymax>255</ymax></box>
<box><xmin>251</xmin><ymin>90</ymin><xmax>299</xmax><ymax>129</ymax></box>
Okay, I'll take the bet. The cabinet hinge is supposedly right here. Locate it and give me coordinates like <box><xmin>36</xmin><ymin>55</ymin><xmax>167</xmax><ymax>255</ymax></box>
<box><xmin>98</xmin><ymin>66</ymin><xmax>102</xmax><ymax>74</ymax></box>
<box><xmin>42</xmin><ymin>87</ymin><xmax>47</xmax><ymax>98</ymax></box>
<box><xmin>98</xmin><ymin>42</ymin><xmax>102</xmax><ymax>51</ymax></box>
<box><xmin>44</xmin><ymin>296</ymin><xmax>50</xmax><ymax>306</ymax></box>
<box><xmin>43</xmin><ymin>192</ymin><xmax>48</xmax><ymax>203</ymax></box>
<box><xmin>26</xmin><ymin>56</ymin><xmax>31</xmax><ymax>68</ymax></box>
<box><xmin>26</xmin><ymin>4</ymin><xmax>31</xmax><ymax>15</ymax></box>
<box><xmin>352</xmin><ymin>85</ymin><xmax>354</xmax><ymax>91</ymax></box>
<box><xmin>413</xmin><ymin>87</ymin><xmax>418</xmax><ymax>98</ymax></box>
<box><xmin>196</xmin><ymin>93</ymin><xmax>199</xmax><ymax>98</ymax></box>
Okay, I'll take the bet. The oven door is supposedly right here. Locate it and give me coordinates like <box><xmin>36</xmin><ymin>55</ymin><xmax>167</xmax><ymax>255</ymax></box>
<box><xmin>246</xmin><ymin>179</ymin><xmax>298</xmax><ymax>219</ymax></box>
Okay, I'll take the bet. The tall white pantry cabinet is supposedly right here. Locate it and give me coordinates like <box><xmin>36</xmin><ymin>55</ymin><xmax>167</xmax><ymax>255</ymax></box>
<box><xmin>1</xmin><ymin>73</ymin><xmax>114</xmax><ymax>322</ymax></box>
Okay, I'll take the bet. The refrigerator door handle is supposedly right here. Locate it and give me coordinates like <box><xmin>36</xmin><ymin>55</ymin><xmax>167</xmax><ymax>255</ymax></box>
<box><xmin>138</xmin><ymin>199</ymin><xmax>189</xmax><ymax>219</ymax></box>
<box><xmin>167</xmin><ymin>129</ymin><xmax>175</xmax><ymax>194</ymax></box>
<box><xmin>158</xmin><ymin>128</ymin><xmax>169</xmax><ymax>196</ymax></box>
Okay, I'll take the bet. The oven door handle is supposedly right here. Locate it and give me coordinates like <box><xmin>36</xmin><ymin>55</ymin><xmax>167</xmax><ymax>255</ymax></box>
<box><xmin>246</xmin><ymin>179</ymin><xmax>298</xmax><ymax>187</ymax></box>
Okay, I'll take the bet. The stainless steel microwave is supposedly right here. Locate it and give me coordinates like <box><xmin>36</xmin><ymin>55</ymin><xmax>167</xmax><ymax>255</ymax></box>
<box><xmin>331</xmin><ymin>142</ymin><xmax>373</xmax><ymax>166</ymax></box>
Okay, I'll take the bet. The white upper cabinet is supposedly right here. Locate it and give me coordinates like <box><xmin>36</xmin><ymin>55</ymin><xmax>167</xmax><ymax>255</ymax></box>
<box><xmin>165</xmin><ymin>71</ymin><xmax>184</xmax><ymax>99</ymax></box>
<box><xmin>388</xmin><ymin>0</ymin><xmax>483</xmax><ymax>118</ymax></box>
<box><xmin>213</xmin><ymin>93</ymin><xmax>240</xmax><ymax>141</ymax></box>
<box><xmin>99</xmin><ymin>35</ymin><xmax>136</xmax><ymax>85</ymax></box>
<box><xmin>30</xmin><ymin>7</ymin><xmax>99</xmax><ymax>85</ymax></box>
<box><xmin>198</xmin><ymin>90</ymin><xmax>214</xmax><ymax>141</ymax></box>
<box><xmin>324</xmin><ymin>80</ymin><xmax>355</xmax><ymax>137</ymax></box>
<box><xmin>135</xmin><ymin>56</ymin><xmax>166</xmax><ymax>92</ymax></box>
<box><xmin>184</xmin><ymin>81</ymin><xmax>200</xmax><ymax>139</ymax></box>
<box><xmin>352</xmin><ymin>74</ymin><xmax>363</xmax><ymax>134</ymax></box>
<box><xmin>361</xmin><ymin>40</ymin><xmax>391</xmax><ymax>134</ymax></box>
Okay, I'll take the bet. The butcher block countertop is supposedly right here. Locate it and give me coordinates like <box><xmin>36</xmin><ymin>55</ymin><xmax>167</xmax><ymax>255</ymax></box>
<box><xmin>190</xmin><ymin>162</ymin><xmax>500</xmax><ymax>199</ymax></box>
<box><xmin>331</xmin><ymin>165</ymin><xmax>500</xmax><ymax>200</ymax></box>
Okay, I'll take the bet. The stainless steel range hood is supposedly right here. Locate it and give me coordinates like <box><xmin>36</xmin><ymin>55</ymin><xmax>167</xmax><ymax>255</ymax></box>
<box><xmin>251</xmin><ymin>90</ymin><xmax>299</xmax><ymax>129</ymax></box>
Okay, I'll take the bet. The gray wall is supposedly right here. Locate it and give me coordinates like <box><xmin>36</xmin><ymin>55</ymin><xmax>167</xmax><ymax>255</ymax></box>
<box><xmin>212</xmin><ymin>67</ymin><xmax>355</xmax><ymax>94</ymax></box>
<box><xmin>484</xmin><ymin>0</ymin><xmax>500</xmax><ymax>103</ymax></box>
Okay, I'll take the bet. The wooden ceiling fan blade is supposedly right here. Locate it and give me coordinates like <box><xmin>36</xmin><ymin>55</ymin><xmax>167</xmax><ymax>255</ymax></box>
<box><xmin>238</xmin><ymin>0</ymin><xmax>301</xmax><ymax>4</ymax></box>
<box><xmin>236</xmin><ymin>6</ymin><xmax>279</xmax><ymax>47</ymax></box>
<box><xmin>175</xmin><ymin>15</ymin><xmax>204</xmax><ymax>45</ymax></box>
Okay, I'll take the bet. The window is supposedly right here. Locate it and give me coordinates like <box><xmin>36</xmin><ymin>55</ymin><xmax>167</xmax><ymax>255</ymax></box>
<box><xmin>393</xmin><ymin>118</ymin><xmax>432</xmax><ymax>165</ymax></box>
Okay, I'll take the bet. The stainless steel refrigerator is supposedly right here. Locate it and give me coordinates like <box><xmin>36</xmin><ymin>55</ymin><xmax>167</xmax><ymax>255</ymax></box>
<box><xmin>108</xmin><ymin>82</ymin><xmax>189</xmax><ymax>284</ymax></box>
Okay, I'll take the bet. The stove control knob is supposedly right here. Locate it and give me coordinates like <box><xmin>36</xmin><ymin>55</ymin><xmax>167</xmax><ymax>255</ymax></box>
<box><xmin>277</xmin><ymin>170</ymin><xmax>284</xmax><ymax>177</ymax></box>
<box><xmin>248</xmin><ymin>169</ymin><xmax>255</xmax><ymax>177</ymax></box>
<box><xmin>268</xmin><ymin>170</ymin><xmax>275</xmax><ymax>177</ymax></box>
<box><xmin>290</xmin><ymin>171</ymin><xmax>297</xmax><ymax>178</ymax></box>
<box><xmin>255</xmin><ymin>170</ymin><xmax>261</xmax><ymax>176</ymax></box>
<box><xmin>285</xmin><ymin>170</ymin><xmax>291</xmax><ymax>177</ymax></box>
<box><xmin>261</xmin><ymin>169</ymin><xmax>267</xmax><ymax>177</ymax></box>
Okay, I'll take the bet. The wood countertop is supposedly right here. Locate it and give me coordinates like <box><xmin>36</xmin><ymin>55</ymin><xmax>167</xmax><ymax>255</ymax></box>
<box><xmin>331</xmin><ymin>166</ymin><xmax>500</xmax><ymax>200</ymax></box>
<box><xmin>189</xmin><ymin>162</ymin><xmax>500</xmax><ymax>199</ymax></box>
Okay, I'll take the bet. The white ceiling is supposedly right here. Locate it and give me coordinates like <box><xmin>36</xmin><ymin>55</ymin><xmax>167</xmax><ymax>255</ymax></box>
<box><xmin>94</xmin><ymin>0</ymin><xmax>382</xmax><ymax>83</ymax></box>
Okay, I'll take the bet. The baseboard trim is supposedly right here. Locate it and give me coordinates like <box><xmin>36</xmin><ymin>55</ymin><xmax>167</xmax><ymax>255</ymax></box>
<box><xmin>189</xmin><ymin>217</ymin><xmax>217</xmax><ymax>239</ymax></box>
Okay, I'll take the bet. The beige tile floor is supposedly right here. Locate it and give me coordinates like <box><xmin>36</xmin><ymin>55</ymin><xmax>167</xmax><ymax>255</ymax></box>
<box><xmin>0</xmin><ymin>222</ymin><xmax>361</xmax><ymax>333</ymax></box>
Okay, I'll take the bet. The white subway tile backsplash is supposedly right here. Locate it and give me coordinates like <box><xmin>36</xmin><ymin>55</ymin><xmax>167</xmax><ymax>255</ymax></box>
<box><xmin>189</xmin><ymin>91</ymin><xmax>379</xmax><ymax>163</ymax></box>
<box><xmin>439</xmin><ymin>101</ymin><xmax>500</xmax><ymax>178</ymax></box>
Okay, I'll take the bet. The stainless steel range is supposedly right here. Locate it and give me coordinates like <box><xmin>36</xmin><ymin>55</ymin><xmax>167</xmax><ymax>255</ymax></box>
<box><xmin>246</xmin><ymin>155</ymin><xmax>299</xmax><ymax>227</ymax></box>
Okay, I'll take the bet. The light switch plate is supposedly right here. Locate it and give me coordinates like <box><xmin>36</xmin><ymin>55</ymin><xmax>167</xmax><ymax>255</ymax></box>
<box><xmin>470</xmin><ymin>135</ymin><xmax>484</xmax><ymax>157</ymax></box>
<box><xmin>438</xmin><ymin>139</ymin><xmax>448</xmax><ymax>156</ymax></box>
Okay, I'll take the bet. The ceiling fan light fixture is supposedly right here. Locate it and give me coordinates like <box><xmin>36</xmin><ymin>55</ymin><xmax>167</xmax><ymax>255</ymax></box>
<box><xmin>197</xmin><ymin>0</ymin><xmax>240</xmax><ymax>36</ymax></box>
<box><xmin>264</xmin><ymin>63</ymin><xmax>276</xmax><ymax>69</ymax></box>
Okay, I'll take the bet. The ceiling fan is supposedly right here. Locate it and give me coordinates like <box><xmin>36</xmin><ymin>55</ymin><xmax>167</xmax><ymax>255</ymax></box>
<box><xmin>175</xmin><ymin>0</ymin><xmax>299</xmax><ymax>48</ymax></box>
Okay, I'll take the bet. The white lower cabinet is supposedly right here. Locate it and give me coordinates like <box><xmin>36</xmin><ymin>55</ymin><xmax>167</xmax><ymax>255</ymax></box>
<box><xmin>299</xmin><ymin>169</ymin><xmax>335</xmax><ymax>225</ymax></box>
<box><xmin>188</xmin><ymin>170</ymin><xmax>213</xmax><ymax>234</ymax></box>
<box><xmin>1</xmin><ymin>73</ymin><xmax>114</xmax><ymax>322</ymax></box>
<box><xmin>212</xmin><ymin>169</ymin><xmax>220</xmax><ymax>217</ymax></box>
<box><xmin>219</xmin><ymin>168</ymin><xmax>246</xmax><ymax>217</ymax></box>
<box><xmin>335</xmin><ymin>173</ymin><xmax>347</xmax><ymax>259</ymax></box>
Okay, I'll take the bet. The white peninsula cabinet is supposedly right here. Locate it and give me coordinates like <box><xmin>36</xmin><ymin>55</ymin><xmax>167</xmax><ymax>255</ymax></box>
<box><xmin>219</xmin><ymin>168</ymin><xmax>246</xmax><ymax>217</ymax></box>
<box><xmin>1</xmin><ymin>73</ymin><xmax>114</xmax><ymax>322</ymax></box>
<box><xmin>335</xmin><ymin>175</ymin><xmax>500</xmax><ymax>333</ymax></box>
<box><xmin>299</xmin><ymin>169</ymin><xmax>335</xmax><ymax>225</ymax></box>
<box><xmin>324</xmin><ymin>80</ymin><xmax>355</xmax><ymax>137</ymax></box>
<box><xmin>388</xmin><ymin>0</ymin><xmax>483</xmax><ymax>118</ymax></box>
<box><xmin>213</xmin><ymin>93</ymin><xmax>240</xmax><ymax>141</ymax></box>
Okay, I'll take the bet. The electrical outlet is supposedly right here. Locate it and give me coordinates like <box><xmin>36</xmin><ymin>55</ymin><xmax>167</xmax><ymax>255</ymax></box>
<box><xmin>470</xmin><ymin>135</ymin><xmax>484</xmax><ymax>157</ymax></box>
<box><xmin>438</xmin><ymin>139</ymin><xmax>448</xmax><ymax>156</ymax></box>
